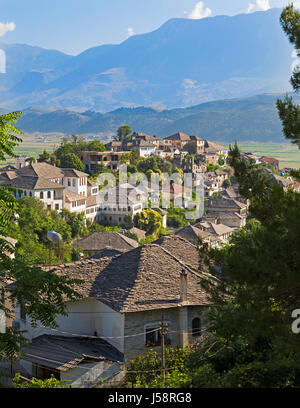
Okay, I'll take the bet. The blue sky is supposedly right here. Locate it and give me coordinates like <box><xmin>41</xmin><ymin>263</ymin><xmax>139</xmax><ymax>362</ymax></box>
<box><xmin>0</xmin><ymin>0</ymin><xmax>297</xmax><ymax>54</ymax></box>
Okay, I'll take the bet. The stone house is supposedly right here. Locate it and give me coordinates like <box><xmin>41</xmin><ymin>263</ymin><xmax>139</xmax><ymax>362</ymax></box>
<box><xmin>12</xmin><ymin>236</ymin><xmax>213</xmax><ymax>384</ymax></box>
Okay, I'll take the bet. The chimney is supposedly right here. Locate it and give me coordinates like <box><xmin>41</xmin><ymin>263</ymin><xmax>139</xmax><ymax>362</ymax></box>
<box><xmin>180</xmin><ymin>268</ymin><xmax>188</xmax><ymax>302</ymax></box>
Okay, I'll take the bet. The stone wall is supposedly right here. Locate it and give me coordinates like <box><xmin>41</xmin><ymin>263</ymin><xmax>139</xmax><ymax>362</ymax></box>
<box><xmin>123</xmin><ymin>305</ymin><xmax>206</xmax><ymax>361</ymax></box>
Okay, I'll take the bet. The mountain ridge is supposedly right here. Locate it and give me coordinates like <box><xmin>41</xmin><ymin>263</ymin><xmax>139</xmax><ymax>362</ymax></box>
<box><xmin>6</xmin><ymin>93</ymin><xmax>299</xmax><ymax>143</ymax></box>
<box><xmin>0</xmin><ymin>8</ymin><xmax>293</xmax><ymax>112</ymax></box>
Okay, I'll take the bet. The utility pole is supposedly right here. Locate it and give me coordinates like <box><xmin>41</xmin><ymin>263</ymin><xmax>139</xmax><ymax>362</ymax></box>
<box><xmin>160</xmin><ymin>320</ymin><xmax>169</xmax><ymax>387</ymax></box>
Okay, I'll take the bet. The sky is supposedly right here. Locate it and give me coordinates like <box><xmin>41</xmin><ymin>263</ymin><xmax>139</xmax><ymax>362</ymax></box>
<box><xmin>0</xmin><ymin>0</ymin><xmax>299</xmax><ymax>55</ymax></box>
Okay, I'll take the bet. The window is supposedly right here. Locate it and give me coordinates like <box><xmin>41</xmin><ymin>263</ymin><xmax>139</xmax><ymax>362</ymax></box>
<box><xmin>47</xmin><ymin>191</ymin><xmax>51</xmax><ymax>199</ymax></box>
<box><xmin>55</xmin><ymin>204</ymin><xmax>59</xmax><ymax>210</ymax></box>
<box><xmin>145</xmin><ymin>327</ymin><xmax>161</xmax><ymax>347</ymax></box>
<box><xmin>192</xmin><ymin>317</ymin><xmax>201</xmax><ymax>337</ymax></box>
<box><xmin>20</xmin><ymin>302</ymin><xmax>26</xmax><ymax>322</ymax></box>
<box><xmin>68</xmin><ymin>179</ymin><xmax>71</xmax><ymax>187</ymax></box>
<box><xmin>73</xmin><ymin>179</ymin><xmax>76</xmax><ymax>187</ymax></box>
<box><xmin>40</xmin><ymin>192</ymin><xmax>44</xmax><ymax>199</ymax></box>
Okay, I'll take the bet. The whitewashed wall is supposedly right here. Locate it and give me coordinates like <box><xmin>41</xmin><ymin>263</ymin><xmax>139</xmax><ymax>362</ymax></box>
<box><xmin>19</xmin><ymin>297</ymin><xmax>125</xmax><ymax>353</ymax></box>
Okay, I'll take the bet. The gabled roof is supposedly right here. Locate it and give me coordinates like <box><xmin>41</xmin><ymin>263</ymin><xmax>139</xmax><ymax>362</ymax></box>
<box><xmin>175</xmin><ymin>225</ymin><xmax>211</xmax><ymax>243</ymax></box>
<box><xmin>73</xmin><ymin>232</ymin><xmax>138</xmax><ymax>252</ymax></box>
<box><xmin>16</xmin><ymin>163</ymin><xmax>64</xmax><ymax>179</ymax></box>
<box><xmin>195</xmin><ymin>221</ymin><xmax>234</xmax><ymax>236</ymax></box>
<box><xmin>260</xmin><ymin>156</ymin><xmax>279</xmax><ymax>163</ymax></box>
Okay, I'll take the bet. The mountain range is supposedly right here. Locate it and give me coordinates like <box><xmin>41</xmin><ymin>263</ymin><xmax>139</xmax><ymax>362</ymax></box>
<box><xmin>6</xmin><ymin>93</ymin><xmax>299</xmax><ymax>143</ymax></box>
<box><xmin>0</xmin><ymin>8</ymin><xmax>294</xmax><ymax>112</ymax></box>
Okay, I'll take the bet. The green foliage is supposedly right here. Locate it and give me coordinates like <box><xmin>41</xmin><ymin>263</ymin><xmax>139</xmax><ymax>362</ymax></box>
<box><xmin>133</xmin><ymin>209</ymin><xmax>163</xmax><ymax>236</ymax></box>
<box><xmin>123</xmin><ymin>213</ymin><xmax>134</xmax><ymax>229</ymax></box>
<box><xmin>139</xmin><ymin>234</ymin><xmax>156</xmax><ymax>245</ymax></box>
<box><xmin>0</xmin><ymin>111</ymin><xmax>23</xmax><ymax>161</ymax></box>
<box><xmin>13</xmin><ymin>373</ymin><xmax>73</xmax><ymax>388</ymax></box>
<box><xmin>115</xmin><ymin>125</ymin><xmax>132</xmax><ymax>141</ymax></box>
<box><xmin>277</xmin><ymin>4</ymin><xmax>300</xmax><ymax>147</ymax></box>
<box><xmin>60</xmin><ymin>152</ymin><xmax>84</xmax><ymax>171</ymax></box>
<box><xmin>126</xmin><ymin>347</ymin><xmax>192</xmax><ymax>387</ymax></box>
<box><xmin>167</xmin><ymin>204</ymin><xmax>188</xmax><ymax>228</ymax></box>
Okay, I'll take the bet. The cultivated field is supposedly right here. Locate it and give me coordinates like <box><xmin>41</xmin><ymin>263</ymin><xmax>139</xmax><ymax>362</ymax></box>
<box><xmin>236</xmin><ymin>142</ymin><xmax>300</xmax><ymax>169</ymax></box>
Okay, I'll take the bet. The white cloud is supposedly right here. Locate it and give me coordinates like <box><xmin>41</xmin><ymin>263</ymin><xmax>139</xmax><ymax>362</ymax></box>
<box><xmin>188</xmin><ymin>1</ymin><xmax>212</xmax><ymax>19</ymax></box>
<box><xmin>293</xmin><ymin>1</ymin><xmax>300</xmax><ymax>9</ymax></box>
<box><xmin>246</xmin><ymin>0</ymin><xmax>270</xmax><ymax>14</ymax></box>
<box><xmin>127</xmin><ymin>27</ymin><xmax>135</xmax><ymax>37</ymax></box>
<box><xmin>0</xmin><ymin>21</ymin><xmax>16</xmax><ymax>37</ymax></box>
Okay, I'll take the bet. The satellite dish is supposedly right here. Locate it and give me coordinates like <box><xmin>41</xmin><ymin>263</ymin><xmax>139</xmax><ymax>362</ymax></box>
<box><xmin>47</xmin><ymin>231</ymin><xmax>62</xmax><ymax>243</ymax></box>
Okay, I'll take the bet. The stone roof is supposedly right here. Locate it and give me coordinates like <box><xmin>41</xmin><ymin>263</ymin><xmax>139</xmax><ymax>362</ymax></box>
<box><xmin>85</xmin><ymin>195</ymin><xmax>99</xmax><ymax>208</ymax></box>
<box><xmin>204</xmin><ymin>141</ymin><xmax>227</xmax><ymax>153</ymax></box>
<box><xmin>208</xmin><ymin>197</ymin><xmax>247</xmax><ymax>210</ymax></box>
<box><xmin>22</xmin><ymin>334</ymin><xmax>124</xmax><ymax>371</ymax></box>
<box><xmin>64</xmin><ymin>190</ymin><xmax>86</xmax><ymax>203</ymax></box>
<box><xmin>152</xmin><ymin>235</ymin><xmax>201</xmax><ymax>271</ymax></box>
<box><xmin>164</xmin><ymin>132</ymin><xmax>191</xmax><ymax>141</ymax></box>
<box><xmin>0</xmin><ymin>165</ymin><xmax>17</xmax><ymax>172</ymax></box>
<box><xmin>195</xmin><ymin>221</ymin><xmax>234</xmax><ymax>236</ymax></box>
<box><xmin>6</xmin><ymin>176</ymin><xmax>65</xmax><ymax>190</ymax></box>
<box><xmin>90</xmin><ymin>248</ymin><xmax>127</xmax><ymax>259</ymax></box>
<box><xmin>175</xmin><ymin>225</ymin><xmax>212</xmax><ymax>244</ymax></box>
<box><xmin>73</xmin><ymin>232</ymin><xmax>138</xmax><ymax>252</ymax></box>
<box><xmin>42</xmin><ymin>241</ymin><xmax>212</xmax><ymax>313</ymax></box>
<box><xmin>15</xmin><ymin>163</ymin><xmax>64</xmax><ymax>179</ymax></box>
<box><xmin>127</xmin><ymin>227</ymin><xmax>146</xmax><ymax>240</ymax></box>
<box><xmin>61</xmin><ymin>169</ymin><xmax>89</xmax><ymax>178</ymax></box>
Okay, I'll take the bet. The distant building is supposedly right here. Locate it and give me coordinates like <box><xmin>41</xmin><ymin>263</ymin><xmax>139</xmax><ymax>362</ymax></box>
<box><xmin>259</xmin><ymin>156</ymin><xmax>279</xmax><ymax>170</ymax></box>
<box><xmin>78</xmin><ymin>151</ymin><xmax>128</xmax><ymax>172</ymax></box>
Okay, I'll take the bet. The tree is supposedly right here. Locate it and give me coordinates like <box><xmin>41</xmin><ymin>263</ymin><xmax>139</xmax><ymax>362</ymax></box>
<box><xmin>277</xmin><ymin>4</ymin><xmax>300</xmax><ymax>150</ymax></box>
<box><xmin>0</xmin><ymin>112</ymin><xmax>82</xmax><ymax>362</ymax></box>
<box><xmin>60</xmin><ymin>153</ymin><xmax>84</xmax><ymax>171</ymax></box>
<box><xmin>114</xmin><ymin>125</ymin><xmax>132</xmax><ymax>141</ymax></box>
<box><xmin>133</xmin><ymin>209</ymin><xmax>163</xmax><ymax>236</ymax></box>
<box><xmin>187</xmin><ymin>7</ymin><xmax>300</xmax><ymax>387</ymax></box>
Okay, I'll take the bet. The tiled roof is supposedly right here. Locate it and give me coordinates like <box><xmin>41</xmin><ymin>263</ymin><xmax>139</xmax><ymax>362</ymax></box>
<box><xmin>61</xmin><ymin>168</ymin><xmax>89</xmax><ymax>178</ymax></box>
<box><xmin>204</xmin><ymin>141</ymin><xmax>227</xmax><ymax>153</ymax></box>
<box><xmin>43</xmin><ymin>240</ymin><xmax>212</xmax><ymax>313</ymax></box>
<box><xmin>175</xmin><ymin>225</ymin><xmax>212</xmax><ymax>243</ymax></box>
<box><xmin>260</xmin><ymin>156</ymin><xmax>279</xmax><ymax>163</ymax></box>
<box><xmin>22</xmin><ymin>335</ymin><xmax>124</xmax><ymax>371</ymax></box>
<box><xmin>208</xmin><ymin>197</ymin><xmax>247</xmax><ymax>210</ymax></box>
<box><xmin>152</xmin><ymin>235</ymin><xmax>201</xmax><ymax>271</ymax></box>
<box><xmin>16</xmin><ymin>163</ymin><xmax>64</xmax><ymax>179</ymax></box>
<box><xmin>127</xmin><ymin>227</ymin><xmax>146</xmax><ymax>240</ymax></box>
<box><xmin>164</xmin><ymin>132</ymin><xmax>191</xmax><ymax>141</ymax></box>
<box><xmin>73</xmin><ymin>232</ymin><xmax>138</xmax><ymax>252</ymax></box>
<box><xmin>64</xmin><ymin>190</ymin><xmax>86</xmax><ymax>203</ymax></box>
<box><xmin>7</xmin><ymin>176</ymin><xmax>65</xmax><ymax>190</ymax></box>
<box><xmin>195</xmin><ymin>221</ymin><xmax>234</xmax><ymax>236</ymax></box>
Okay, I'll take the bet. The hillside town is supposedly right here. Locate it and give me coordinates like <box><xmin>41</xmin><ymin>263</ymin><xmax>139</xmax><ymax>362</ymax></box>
<box><xmin>0</xmin><ymin>125</ymin><xmax>299</xmax><ymax>388</ymax></box>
